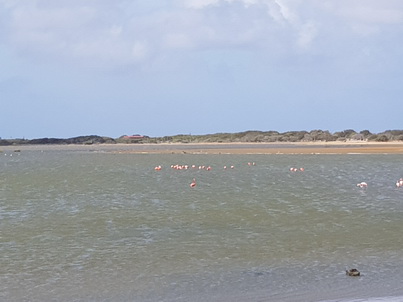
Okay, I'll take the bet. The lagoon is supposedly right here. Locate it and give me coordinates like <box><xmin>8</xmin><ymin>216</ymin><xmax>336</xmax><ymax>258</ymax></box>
<box><xmin>1</xmin><ymin>147</ymin><xmax>403</xmax><ymax>301</ymax></box>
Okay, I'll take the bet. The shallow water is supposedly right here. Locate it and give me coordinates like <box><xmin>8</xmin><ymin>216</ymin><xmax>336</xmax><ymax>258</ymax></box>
<box><xmin>1</xmin><ymin>149</ymin><xmax>403</xmax><ymax>301</ymax></box>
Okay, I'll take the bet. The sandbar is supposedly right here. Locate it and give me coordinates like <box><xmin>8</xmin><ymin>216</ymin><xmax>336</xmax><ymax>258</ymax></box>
<box><xmin>116</xmin><ymin>141</ymin><xmax>403</xmax><ymax>154</ymax></box>
<box><xmin>4</xmin><ymin>141</ymin><xmax>403</xmax><ymax>154</ymax></box>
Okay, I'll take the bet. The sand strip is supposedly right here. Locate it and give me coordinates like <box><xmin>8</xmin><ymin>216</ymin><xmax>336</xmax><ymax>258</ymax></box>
<box><xmin>3</xmin><ymin>142</ymin><xmax>403</xmax><ymax>154</ymax></box>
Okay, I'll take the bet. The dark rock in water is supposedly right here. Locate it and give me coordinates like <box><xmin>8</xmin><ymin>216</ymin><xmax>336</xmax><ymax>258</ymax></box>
<box><xmin>346</xmin><ymin>268</ymin><xmax>360</xmax><ymax>276</ymax></box>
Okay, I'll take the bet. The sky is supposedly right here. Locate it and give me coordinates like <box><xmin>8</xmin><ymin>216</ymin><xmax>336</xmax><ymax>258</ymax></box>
<box><xmin>1</xmin><ymin>0</ymin><xmax>403</xmax><ymax>139</ymax></box>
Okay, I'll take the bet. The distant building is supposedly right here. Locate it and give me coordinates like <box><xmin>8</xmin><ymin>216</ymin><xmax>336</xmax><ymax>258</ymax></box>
<box><xmin>124</xmin><ymin>135</ymin><xmax>145</xmax><ymax>139</ymax></box>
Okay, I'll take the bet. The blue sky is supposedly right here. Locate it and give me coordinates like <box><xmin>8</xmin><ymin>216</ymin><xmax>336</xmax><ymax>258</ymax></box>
<box><xmin>1</xmin><ymin>0</ymin><xmax>403</xmax><ymax>139</ymax></box>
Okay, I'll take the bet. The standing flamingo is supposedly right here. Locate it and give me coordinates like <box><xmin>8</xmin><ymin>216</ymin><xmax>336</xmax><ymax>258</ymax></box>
<box><xmin>356</xmin><ymin>182</ymin><xmax>368</xmax><ymax>188</ymax></box>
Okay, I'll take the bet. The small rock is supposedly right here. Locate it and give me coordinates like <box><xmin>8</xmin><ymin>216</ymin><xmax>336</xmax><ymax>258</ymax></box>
<box><xmin>346</xmin><ymin>268</ymin><xmax>360</xmax><ymax>276</ymax></box>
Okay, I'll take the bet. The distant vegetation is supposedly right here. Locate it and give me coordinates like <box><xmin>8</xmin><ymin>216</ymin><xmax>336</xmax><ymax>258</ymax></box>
<box><xmin>1</xmin><ymin>130</ymin><xmax>403</xmax><ymax>146</ymax></box>
<box><xmin>0</xmin><ymin>135</ymin><xmax>116</xmax><ymax>146</ymax></box>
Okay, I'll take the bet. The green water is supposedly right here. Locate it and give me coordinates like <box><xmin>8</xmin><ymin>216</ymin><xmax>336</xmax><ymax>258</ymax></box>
<box><xmin>1</xmin><ymin>147</ymin><xmax>403</xmax><ymax>301</ymax></box>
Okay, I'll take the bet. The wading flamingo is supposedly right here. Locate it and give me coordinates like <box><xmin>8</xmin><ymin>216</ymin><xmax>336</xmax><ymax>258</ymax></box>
<box><xmin>356</xmin><ymin>182</ymin><xmax>368</xmax><ymax>188</ymax></box>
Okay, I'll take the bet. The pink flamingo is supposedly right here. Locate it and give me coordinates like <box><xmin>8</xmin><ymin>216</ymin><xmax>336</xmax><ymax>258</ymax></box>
<box><xmin>357</xmin><ymin>182</ymin><xmax>368</xmax><ymax>188</ymax></box>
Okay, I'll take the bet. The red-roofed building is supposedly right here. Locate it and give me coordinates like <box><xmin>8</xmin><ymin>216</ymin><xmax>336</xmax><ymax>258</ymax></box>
<box><xmin>124</xmin><ymin>135</ymin><xmax>145</xmax><ymax>139</ymax></box>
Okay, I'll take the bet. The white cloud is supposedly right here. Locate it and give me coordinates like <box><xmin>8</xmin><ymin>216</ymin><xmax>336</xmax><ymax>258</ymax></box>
<box><xmin>267</xmin><ymin>0</ymin><xmax>298</xmax><ymax>25</ymax></box>
<box><xmin>131</xmin><ymin>41</ymin><xmax>148</xmax><ymax>61</ymax></box>
<box><xmin>2</xmin><ymin>0</ymin><xmax>403</xmax><ymax>68</ymax></box>
<box><xmin>164</xmin><ymin>33</ymin><xmax>192</xmax><ymax>49</ymax></box>
<box><xmin>321</xmin><ymin>0</ymin><xmax>403</xmax><ymax>36</ymax></box>
<box><xmin>338</xmin><ymin>2</ymin><xmax>403</xmax><ymax>25</ymax></box>
<box><xmin>2</xmin><ymin>1</ymin><xmax>147</xmax><ymax>65</ymax></box>
<box><xmin>108</xmin><ymin>25</ymin><xmax>123</xmax><ymax>36</ymax></box>
<box><xmin>184</xmin><ymin>0</ymin><xmax>222</xmax><ymax>9</ymax></box>
<box><xmin>297</xmin><ymin>21</ymin><xmax>318</xmax><ymax>50</ymax></box>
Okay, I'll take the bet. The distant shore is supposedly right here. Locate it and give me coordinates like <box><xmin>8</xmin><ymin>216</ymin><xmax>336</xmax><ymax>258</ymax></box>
<box><xmin>112</xmin><ymin>141</ymin><xmax>403</xmax><ymax>154</ymax></box>
<box><xmin>3</xmin><ymin>141</ymin><xmax>403</xmax><ymax>154</ymax></box>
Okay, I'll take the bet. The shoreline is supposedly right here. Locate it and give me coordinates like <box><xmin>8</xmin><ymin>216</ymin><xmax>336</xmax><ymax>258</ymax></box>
<box><xmin>3</xmin><ymin>141</ymin><xmax>403</xmax><ymax>154</ymax></box>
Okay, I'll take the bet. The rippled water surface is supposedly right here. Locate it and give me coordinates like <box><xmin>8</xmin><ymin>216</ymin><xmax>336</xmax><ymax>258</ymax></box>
<box><xmin>1</xmin><ymin>148</ymin><xmax>403</xmax><ymax>301</ymax></box>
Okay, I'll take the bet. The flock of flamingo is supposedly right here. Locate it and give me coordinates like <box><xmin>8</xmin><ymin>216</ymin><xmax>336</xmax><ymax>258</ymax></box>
<box><xmin>155</xmin><ymin>163</ymin><xmax>403</xmax><ymax>189</ymax></box>
<box><xmin>154</xmin><ymin>162</ymin><xmax>257</xmax><ymax>188</ymax></box>
<box><xmin>289</xmin><ymin>167</ymin><xmax>304</xmax><ymax>172</ymax></box>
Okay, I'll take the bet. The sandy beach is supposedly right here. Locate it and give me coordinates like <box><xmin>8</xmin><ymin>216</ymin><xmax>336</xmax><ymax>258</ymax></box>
<box><xmin>3</xmin><ymin>141</ymin><xmax>403</xmax><ymax>154</ymax></box>
<box><xmin>124</xmin><ymin>141</ymin><xmax>403</xmax><ymax>155</ymax></box>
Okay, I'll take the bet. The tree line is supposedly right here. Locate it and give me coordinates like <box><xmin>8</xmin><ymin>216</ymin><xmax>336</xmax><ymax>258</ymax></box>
<box><xmin>149</xmin><ymin>129</ymin><xmax>403</xmax><ymax>144</ymax></box>
<box><xmin>2</xmin><ymin>130</ymin><xmax>403</xmax><ymax>146</ymax></box>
